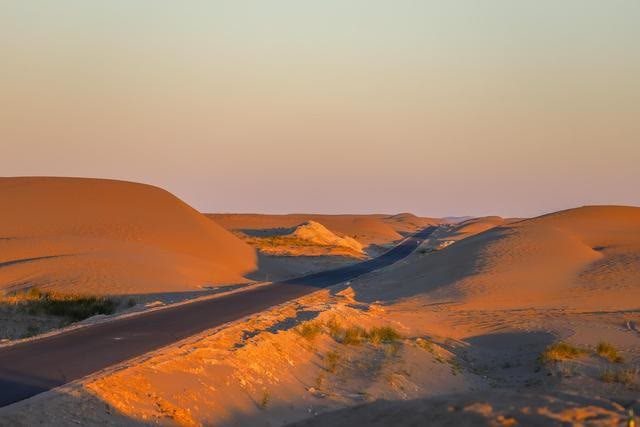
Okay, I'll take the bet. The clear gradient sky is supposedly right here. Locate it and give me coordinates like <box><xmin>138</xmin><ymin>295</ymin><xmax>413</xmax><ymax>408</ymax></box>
<box><xmin>2</xmin><ymin>1</ymin><xmax>639</xmax><ymax>217</ymax></box>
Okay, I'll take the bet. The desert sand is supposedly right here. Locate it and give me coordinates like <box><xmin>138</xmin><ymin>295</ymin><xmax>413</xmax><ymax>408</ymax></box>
<box><xmin>209</xmin><ymin>213</ymin><xmax>435</xmax><ymax>282</ymax></box>
<box><xmin>241</xmin><ymin>221</ymin><xmax>365</xmax><ymax>258</ymax></box>
<box><xmin>208</xmin><ymin>213</ymin><xmax>435</xmax><ymax>248</ymax></box>
<box><xmin>353</xmin><ymin>206</ymin><xmax>640</xmax><ymax>310</ymax></box>
<box><xmin>0</xmin><ymin>177</ymin><xmax>256</xmax><ymax>296</ymax></box>
<box><xmin>2</xmin><ymin>204</ymin><xmax>637</xmax><ymax>426</ymax></box>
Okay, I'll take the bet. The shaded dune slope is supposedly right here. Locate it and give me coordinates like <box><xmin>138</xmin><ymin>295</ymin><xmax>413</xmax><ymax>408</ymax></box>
<box><xmin>356</xmin><ymin>206</ymin><xmax>640</xmax><ymax>310</ymax></box>
<box><xmin>0</xmin><ymin>177</ymin><xmax>256</xmax><ymax>295</ymax></box>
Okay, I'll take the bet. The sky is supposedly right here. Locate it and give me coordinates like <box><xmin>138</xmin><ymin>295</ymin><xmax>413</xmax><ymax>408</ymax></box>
<box><xmin>2</xmin><ymin>1</ymin><xmax>639</xmax><ymax>217</ymax></box>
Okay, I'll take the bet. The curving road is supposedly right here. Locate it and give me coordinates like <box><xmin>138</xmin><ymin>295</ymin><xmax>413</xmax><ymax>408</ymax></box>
<box><xmin>0</xmin><ymin>226</ymin><xmax>436</xmax><ymax>407</ymax></box>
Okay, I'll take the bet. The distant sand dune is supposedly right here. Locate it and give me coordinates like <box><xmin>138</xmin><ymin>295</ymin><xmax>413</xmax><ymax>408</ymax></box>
<box><xmin>208</xmin><ymin>212</ymin><xmax>438</xmax><ymax>247</ymax></box>
<box><xmin>0</xmin><ymin>177</ymin><xmax>256</xmax><ymax>295</ymax></box>
<box><xmin>355</xmin><ymin>205</ymin><xmax>640</xmax><ymax>310</ymax></box>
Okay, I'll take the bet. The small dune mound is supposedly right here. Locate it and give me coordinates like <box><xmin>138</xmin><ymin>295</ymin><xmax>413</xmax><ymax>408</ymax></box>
<box><xmin>382</xmin><ymin>213</ymin><xmax>441</xmax><ymax>235</ymax></box>
<box><xmin>242</xmin><ymin>220</ymin><xmax>366</xmax><ymax>258</ymax></box>
<box><xmin>208</xmin><ymin>213</ymin><xmax>404</xmax><ymax>247</ymax></box>
<box><xmin>0</xmin><ymin>177</ymin><xmax>256</xmax><ymax>295</ymax></box>
<box><xmin>354</xmin><ymin>206</ymin><xmax>640</xmax><ymax>310</ymax></box>
<box><xmin>445</xmin><ymin>216</ymin><xmax>512</xmax><ymax>241</ymax></box>
<box><xmin>291</xmin><ymin>221</ymin><xmax>364</xmax><ymax>253</ymax></box>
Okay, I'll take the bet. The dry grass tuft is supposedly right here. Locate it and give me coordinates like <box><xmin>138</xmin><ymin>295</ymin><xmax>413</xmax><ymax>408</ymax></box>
<box><xmin>2</xmin><ymin>287</ymin><xmax>117</xmax><ymax>322</ymax></box>
<box><xmin>539</xmin><ymin>342</ymin><xmax>587</xmax><ymax>363</ymax></box>
<box><xmin>368</xmin><ymin>326</ymin><xmax>402</xmax><ymax>345</ymax></box>
<box><xmin>294</xmin><ymin>321</ymin><xmax>322</xmax><ymax>341</ymax></box>
<box><xmin>596</xmin><ymin>342</ymin><xmax>624</xmax><ymax>363</ymax></box>
<box><xmin>601</xmin><ymin>366</ymin><xmax>639</xmax><ymax>387</ymax></box>
<box><xmin>415</xmin><ymin>338</ymin><xmax>435</xmax><ymax>353</ymax></box>
<box><xmin>259</xmin><ymin>389</ymin><xmax>270</xmax><ymax>409</ymax></box>
<box><xmin>342</xmin><ymin>326</ymin><xmax>368</xmax><ymax>345</ymax></box>
<box><xmin>324</xmin><ymin>350</ymin><xmax>341</xmax><ymax>373</ymax></box>
<box><xmin>324</xmin><ymin>319</ymin><xmax>401</xmax><ymax>346</ymax></box>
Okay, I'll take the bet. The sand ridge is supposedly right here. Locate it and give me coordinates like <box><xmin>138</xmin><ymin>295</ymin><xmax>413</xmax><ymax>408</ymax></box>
<box><xmin>352</xmin><ymin>205</ymin><xmax>640</xmax><ymax>310</ymax></box>
<box><xmin>0</xmin><ymin>177</ymin><xmax>256</xmax><ymax>295</ymax></box>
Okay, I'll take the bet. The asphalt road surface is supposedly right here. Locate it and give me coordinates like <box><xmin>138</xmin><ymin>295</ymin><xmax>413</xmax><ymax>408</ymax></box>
<box><xmin>0</xmin><ymin>226</ymin><xmax>436</xmax><ymax>407</ymax></box>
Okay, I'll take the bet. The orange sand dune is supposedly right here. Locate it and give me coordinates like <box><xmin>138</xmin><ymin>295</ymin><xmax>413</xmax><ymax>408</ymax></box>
<box><xmin>0</xmin><ymin>177</ymin><xmax>256</xmax><ymax>295</ymax></box>
<box><xmin>356</xmin><ymin>206</ymin><xmax>640</xmax><ymax>310</ymax></box>
<box><xmin>209</xmin><ymin>213</ymin><xmax>406</xmax><ymax>246</ymax></box>
<box><xmin>380</xmin><ymin>213</ymin><xmax>441</xmax><ymax>235</ymax></box>
<box><xmin>443</xmin><ymin>216</ymin><xmax>509</xmax><ymax>241</ymax></box>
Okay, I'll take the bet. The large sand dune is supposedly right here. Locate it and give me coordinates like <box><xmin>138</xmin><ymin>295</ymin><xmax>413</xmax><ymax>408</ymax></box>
<box><xmin>355</xmin><ymin>205</ymin><xmax>640</xmax><ymax>310</ymax></box>
<box><xmin>0</xmin><ymin>177</ymin><xmax>256</xmax><ymax>295</ymax></box>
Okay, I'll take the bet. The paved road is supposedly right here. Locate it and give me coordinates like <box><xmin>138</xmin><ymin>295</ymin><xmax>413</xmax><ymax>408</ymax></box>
<box><xmin>0</xmin><ymin>226</ymin><xmax>436</xmax><ymax>407</ymax></box>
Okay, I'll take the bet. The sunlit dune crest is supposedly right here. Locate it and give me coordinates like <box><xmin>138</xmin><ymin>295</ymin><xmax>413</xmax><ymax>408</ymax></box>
<box><xmin>0</xmin><ymin>177</ymin><xmax>256</xmax><ymax>295</ymax></box>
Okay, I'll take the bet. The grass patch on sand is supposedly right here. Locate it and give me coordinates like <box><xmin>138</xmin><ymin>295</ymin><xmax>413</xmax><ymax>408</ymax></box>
<box><xmin>539</xmin><ymin>342</ymin><xmax>587</xmax><ymax>363</ymax></box>
<box><xmin>368</xmin><ymin>326</ymin><xmax>402</xmax><ymax>345</ymax></box>
<box><xmin>596</xmin><ymin>342</ymin><xmax>624</xmax><ymax>363</ymax></box>
<box><xmin>259</xmin><ymin>389</ymin><xmax>270</xmax><ymax>409</ymax></box>
<box><xmin>324</xmin><ymin>350</ymin><xmax>341</xmax><ymax>373</ymax></box>
<box><xmin>325</xmin><ymin>319</ymin><xmax>402</xmax><ymax>346</ymax></box>
<box><xmin>3</xmin><ymin>287</ymin><xmax>118</xmax><ymax>322</ymax></box>
<box><xmin>601</xmin><ymin>366</ymin><xmax>639</xmax><ymax>387</ymax></box>
<box><xmin>294</xmin><ymin>321</ymin><xmax>323</xmax><ymax>341</ymax></box>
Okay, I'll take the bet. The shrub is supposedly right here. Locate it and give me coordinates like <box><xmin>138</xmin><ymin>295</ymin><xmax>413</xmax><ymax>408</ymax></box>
<box><xmin>259</xmin><ymin>389</ymin><xmax>270</xmax><ymax>409</ymax></box>
<box><xmin>368</xmin><ymin>326</ymin><xmax>401</xmax><ymax>345</ymax></box>
<box><xmin>596</xmin><ymin>342</ymin><xmax>624</xmax><ymax>363</ymax></box>
<box><xmin>295</xmin><ymin>321</ymin><xmax>322</xmax><ymax>341</ymax></box>
<box><xmin>539</xmin><ymin>342</ymin><xmax>586</xmax><ymax>363</ymax></box>
<box><xmin>415</xmin><ymin>338</ymin><xmax>434</xmax><ymax>353</ymax></box>
<box><xmin>342</xmin><ymin>326</ymin><xmax>368</xmax><ymax>345</ymax></box>
<box><xmin>325</xmin><ymin>350</ymin><xmax>340</xmax><ymax>373</ymax></box>
<box><xmin>601</xmin><ymin>367</ymin><xmax>639</xmax><ymax>386</ymax></box>
<box><xmin>8</xmin><ymin>287</ymin><xmax>117</xmax><ymax>322</ymax></box>
<box><xmin>325</xmin><ymin>318</ymin><xmax>343</xmax><ymax>340</ymax></box>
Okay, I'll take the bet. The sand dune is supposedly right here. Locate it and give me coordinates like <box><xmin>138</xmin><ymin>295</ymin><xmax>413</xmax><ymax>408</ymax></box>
<box><xmin>380</xmin><ymin>213</ymin><xmax>440</xmax><ymax>236</ymax></box>
<box><xmin>291</xmin><ymin>221</ymin><xmax>364</xmax><ymax>254</ymax></box>
<box><xmin>354</xmin><ymin>205</ymin><xmax>640</xmax><ymax>310</ymax></box>
<box><xmin>242</xmin><ymin>220</ymin><xmax>365</xmax><ymax>258</ymax></box>
<box><xmin>443</xmin><ymin>216</ymin><xmax>511</xmax><ymax>241</ymax></box>
<box><xmin>208</xmin><ymin>214</ymin><xmax>407</xmax><ymax>247</ymax></box>
<box><xmin>0</xmin><ymin>177</ymin><xmax>256</xmax><ymax>295</ymax></box>
<box><xmin>2</xmin><ymin>205</ymin><xmax>639</xmax><ymax>426</ymax></box>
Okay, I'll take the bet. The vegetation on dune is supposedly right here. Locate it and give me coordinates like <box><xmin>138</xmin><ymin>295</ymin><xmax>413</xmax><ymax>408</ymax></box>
<box><xmin>601</xmin><ymin>366</ymin><xmax>639</xmax><ymax>387</ymax></box>
<box><xmin>294</xmin><ymin>321</ymin><xmax>323</xmax><ymax>341</ymax></box>
<box><xmin>294</xmin><ymin>319</ymin><xmax>402</xmax><ymax>347</ymax></box>
<box><xmin>2</xmin><ymin>287</ymin><xmax>118</xmax><ymax>322</ymax></box>
<box><xmin>596</xmin><ymin>341</ymin><xmax>624</xmax><ymax>363</ymax></box>
<box><xmin>323</xmin><ymin>318</ymin><xmax>402</xmax><ymax>346</ymax></box>
<box><xmin>247</xmin><ymin>235</ymin><xmax>319</xmax><ymax>249</ymax></box>
<box><xmin>368</xmin><ymin>326</ymin><xmax>402</xmax><ymax>345</ymax></box>
<box><xmin>415</xmin><ymin>337</ymin><xmax>435</xmax><ymax>353</ymax></box>
<box><xmin>539</xmin><ymin>342</ymin><xmax>587</xmax><ymax>363</ymax></box>
<box><xmin>324</xmin><ymin>350</ymin><xmax>341</xmax><ymax>373</ymax></box>
<box><xmin>258</xmin><ymin>389</ymin><xmax>270</xmax><ymax>409</ymax></box>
